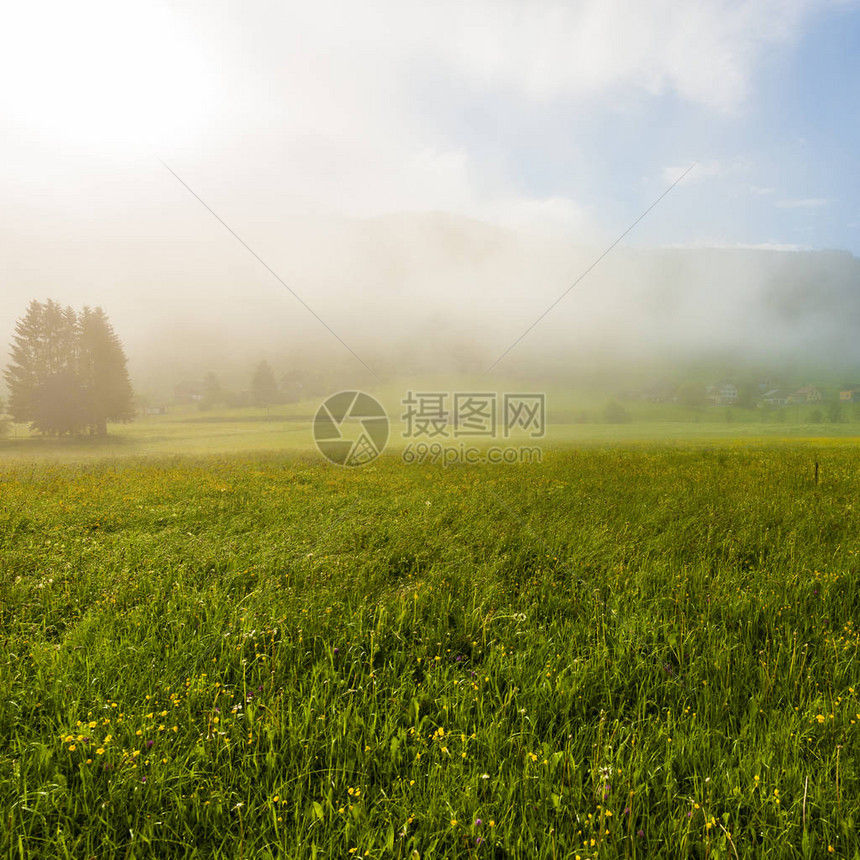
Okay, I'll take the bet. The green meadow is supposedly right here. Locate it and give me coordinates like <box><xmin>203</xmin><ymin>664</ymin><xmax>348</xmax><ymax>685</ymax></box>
<box><xmin>3</xmin><ymin>387</ymin><xmax>860</xmax><ymax>462</ymax></box>
<box><xmin>2</xmin><ymin>415</ymin><xmax>860</xmax><ymax>857</ymax></box>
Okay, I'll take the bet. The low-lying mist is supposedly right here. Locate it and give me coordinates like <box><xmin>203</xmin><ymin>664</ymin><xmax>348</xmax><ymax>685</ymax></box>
<box><xmin>3</xmin><ymin>211</ymin><xmax>859</xmax><ymax>402</ymax></box>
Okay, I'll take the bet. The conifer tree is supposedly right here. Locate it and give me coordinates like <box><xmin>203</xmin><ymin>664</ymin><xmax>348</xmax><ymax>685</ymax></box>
<box><xmin>79</xmin><ymin>307</ymin><xmax>135</xmax><ymax>436</ymax></box>
<box><xmin>4</xmin><ymin>300</ymin><xmax>134</xmax><ymax>436</ymax></box>
<box><xmin>5</xmin><ymin>299</ymin><xmax>44</xmax><ymax>425</ymax></box>
<box><xmin>251</xmin><ymin>360</ymin><xmax>279</xmax><ymax>407</ymax></box>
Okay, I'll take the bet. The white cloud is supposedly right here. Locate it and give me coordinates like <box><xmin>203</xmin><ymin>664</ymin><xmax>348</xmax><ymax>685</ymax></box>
<box><xmin>411</xmin><ymin>0</ymin><xmax>829</xmax><ymax>111</ymax></box>
<box><xmin>190</xmin><ymin>0</ymin><xmax>837</xmax><ymax>230</ymax></box>
<box><xmin>661</xmin><ymin>161</ymin><xmax>723</xmax><ymax>185</ymax></box>
<box><xmin>775</xmin><ymin>197</ymin><xmax>833</xmax><ymax>208</ymax></box>
<box><xmin>661</xmin><ymin>240</ymin><xmax>810</xmax><ymax>251</ymax></box>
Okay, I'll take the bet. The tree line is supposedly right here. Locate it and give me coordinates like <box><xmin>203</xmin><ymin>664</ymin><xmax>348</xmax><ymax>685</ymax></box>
<box><xmin>4</xmin><ymin>300</ymin><xmax>134</xmax><ymax>436</ymax></box>
<box><xmin>171</xmin><ymin>361</ymin><xmax>332</xmax><ymax>411</ymax></box>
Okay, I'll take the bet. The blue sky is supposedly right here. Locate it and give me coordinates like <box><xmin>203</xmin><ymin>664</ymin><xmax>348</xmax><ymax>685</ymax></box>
<box><xmin>410</xmin><ymin>2</ymin><xmax>860</xmax><ymax>253</ymax></box>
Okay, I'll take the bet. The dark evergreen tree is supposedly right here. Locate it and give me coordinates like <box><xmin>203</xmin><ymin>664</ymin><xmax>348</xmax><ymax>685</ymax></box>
<box><xmin>251</xmin><ymin>360</ymin><xmax>279</xmax><ymax>407</ymax></box>
<box><xmin>200</xmin><ymin>371</ymin><xmax>223</xmax><ymax>410</ymax></box>
<box><xmin>5</xmin><ymin>300</ymin><xmax>43</xmax><ymax>425</ymax></box>
<box><xmin>32</xmin><ymin>370</ymin><xmax>89</xmax><ymax>436</ymax></box>
<box><xmin>4</xmin><ymin>300</ymin><xmax>134</xmax><ymax>436</ymax></box>
<box><xmin>5</xmin><ymin>300</ymin><xmax>82</xmax><ymax>432</ymax></box>
<box><xmin>78</xmin><ymin>307</ymin><xmax>135</xmax><ymax>436</ymax></box>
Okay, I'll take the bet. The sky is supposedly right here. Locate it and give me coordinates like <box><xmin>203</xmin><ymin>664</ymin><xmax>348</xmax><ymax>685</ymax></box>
<box><xmin>1</xmin><ymin>0</ymin><xmax>859</xmax><ymax>381</ymax></box>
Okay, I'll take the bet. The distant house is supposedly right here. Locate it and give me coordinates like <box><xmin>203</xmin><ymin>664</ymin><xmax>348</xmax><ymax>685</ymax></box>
<box><xmin>641</xmin><ymin>378</ymin><xmax>677</xmax><ymax>403</ymax></box>
<box><xmin>790</xmin><ymin>386</ymin><xmax>823</xmax><ymax>403</ymax></box>
<box><xmin>760</xmin><ymin>389</ymin><xmax>789</xmax><ymax>407</ymax></box>
<box><xmin>707</xmin><ymin>382</ymin><xmax>738</xmax><ymax>405</ymax></box>
<box><xmin>145</xmin><ymin>406</ymin><xmax>168</xmax><ymax>416</ymax></box>
<box><xmin>174</xmin><ymin>382</ymin><xmax>204</xmax><ymax>404</ymax></box>
<box><xmin>839</xmin><ymin>388</ymin><xmax>860</xmax><ymax>402</ymax></box>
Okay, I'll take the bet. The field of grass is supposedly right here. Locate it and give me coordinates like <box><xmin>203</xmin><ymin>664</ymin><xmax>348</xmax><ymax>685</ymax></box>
<box><xmin>2</xmin><ymin>442</ymin><xmax>860</xmax><ymax>858</ymax></box>
<box><xmin>3</xmin><ymin>390</ymin><xmax>860</xmax><ymax>463</ymax></box>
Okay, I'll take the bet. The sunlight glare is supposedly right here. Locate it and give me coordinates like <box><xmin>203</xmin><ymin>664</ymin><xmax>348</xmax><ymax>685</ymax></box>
<box><xmin>0</xmin><ymin>0</ymin><xmax>215</xmax><ymax>150</ymax></box>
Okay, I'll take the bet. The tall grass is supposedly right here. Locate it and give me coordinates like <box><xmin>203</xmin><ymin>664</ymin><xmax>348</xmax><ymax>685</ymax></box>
<box><xmin>1</xmin><ymin>445</ymin><xmax>858</xmax><ymax>857</ymax></box>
